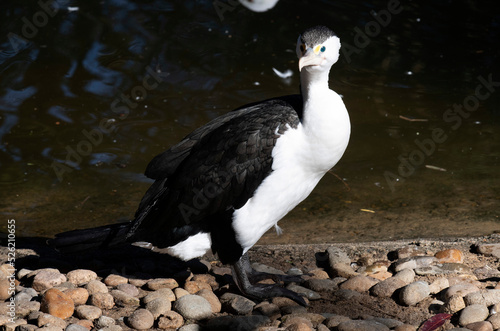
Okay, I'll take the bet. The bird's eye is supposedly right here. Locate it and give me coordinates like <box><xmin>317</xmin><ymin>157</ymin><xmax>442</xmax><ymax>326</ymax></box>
<box><xmin>300</xmin><ymin>44</ymin><xmax>305</xmax><ymax>53</ymax></box>
<box><xmin>320</xmin><ymin>46</ymin><xmax>326</xmax><ymax>52</ymax></box>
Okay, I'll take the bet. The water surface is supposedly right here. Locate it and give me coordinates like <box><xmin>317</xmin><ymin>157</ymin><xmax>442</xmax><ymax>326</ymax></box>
<box><xmin>0</xmin><ymin>0</ymin><xmax>499</xmax><ymax>243</ymax></box>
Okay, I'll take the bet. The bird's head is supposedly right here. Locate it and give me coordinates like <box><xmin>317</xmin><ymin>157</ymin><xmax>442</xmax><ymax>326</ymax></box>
<box><xmin>296</xmin><ymin>26</ymin><xmax>340</xmax><ymax>73</ymax></box>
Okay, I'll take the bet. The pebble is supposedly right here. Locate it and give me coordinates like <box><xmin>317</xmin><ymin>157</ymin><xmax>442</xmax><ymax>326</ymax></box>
<box><xmin>252</xmin><ymin>262</ymin><xmax>286</xmax><ymax>275</ymax></box>
<box><xmin>488</xmin><ymin>313</ymin><xmax>500</xmax><ymax>329</ymax></box>
<box><xmin>147</xmin><ymin>278</ymin><xmax>179</xmax><ymax>290</ymax></box>
<box><xmin>304</xmin><ymin>278</ymin><xmax>338</xmax><ymax>292</ymax></box>
<box><xmin>337</xmin><ymin>319</ymin><xmax>390</xmax><ymax>331</ymax></box>
<box><xmin>116</xmin><ymin>283</ymin><xmax>139</xmax><ymax>297</ymax></box>
<box><xmin>459</xmin><ymin>304</ymin><xmax>489</xmax><ymax>326</ymax></box>
<box><xmin>111</xmin><ymin>289</ymin><xmax>140</xmax><ymax>306</ymax></box>
<box><xmin>429</xmin><ymin>277</ymin><xmax>449</xmax><ymax>294</ymax></box>
<box><xmin>15</xmin><ymin>301</ymin><xmax>41</xmax><ymax>318</ymax></box>
<box><xmin>325</xmin><ymin>315</ymin><xmax>351</xmax><ymax>328</ymax></box>
<box><xmin>174</xmin><ymin>294</ymin><xmax>213</xmax><ymax>320</ymax></box>
<box><xmin>104</xmin><ymin>274</ymin><xmax>129</xmax><ymax>286</ymax></box>
<box><xmin>158</xmin><ymin>311</ymin><xmax>184</xmax><ymax>330</ymax></box>
<box><xmin>444</xmin><ymin>283</ymin><xmax>480</xmax><ymax>299</ymax></box>
<box><xmin>339</xmin><ymin>275</ymin><xmax>378</xmax><ymax>292</ymax></box>
<box><xmin>85</xmin><ymin>280</ymin><xmax>108</xmax><ymax>295</ymax></box>
<box><xmin>63</xmin><ymin>288</ymin><xmax>89</xmax><ymax>306</ymax></box>
<box><xmin>37</xmin><ymin>313</ymin><xmax>67</xmax><ymax>329</ymax></box>
<box><xmin>330</xmin><ymin>263</ymin><xmax>358</xmax><ymax>278</ymax></box>
<box><xmin>435</xmin><ymin>249</ymin><xmax>464</xmax><ymax>263</ymax></box>
<box><xmin>442</xmin><ymin>294</ymin><xmax>466</xmax><ymax>313</ymax></box>
<box><xmin>127</xmin><ymin>308</ymin><xmax>154</xmax><ymax>330</ymax></box>
<box><xmin>399</xmin><ymin>281</ymin><xmax>431</xmax><ymax>306</ymax></box>
<box><xmin>75</xmin><ymin>304</ymin><xmax>102</xmax><ymax>320</ymax></box>
<box><xmin>220</xmin><ymin>292</ymin><xmax>256</xmax><ymax>315</ymax></box>
<box><xmin>40</xmin><ymin>288</ymin><xmax>75</xmax><ymax>319</ymax></box>
<box><xmin>66</xmin><ymin>269</ymin><xmax>98</xmax><ymax>286</ymax></box>
<box><xmin>394</xmin><ymin>256</ymin><xmax>436</xmax><ymax>272</ymax></box>
<box><xmin>174</xmin><ymin>287</ymin><xmax>190</xmax><ymax>300</ymax></box>
<box><xmin>89</xmin><ymin>292</ymin><xmax>115</xmax><ymax>309</ymax></box>
<box><xmin>179</xmin><ymin>324</ymin><xmax>202</xmax><ymax>331</ymax></box>
<box><xmin>197</xmin><ymin>289</ymin><xmax>222</xmax><ymax>313</ymax></box>
<box><xmin>32</xmin><ymin>270</ymin><xmax>67</xmax><ymax>292</ymax></box>
<box><xmin>477</xmin><ymin>243</ymin><xmax>500</xmax><ymax>259</ymax></box>
<box><xmin>286</xmin><ymin>284</ymin><xmax>321</xmax><ymax>300</ymax></box>
<box><xmin>184</xmin><ymin>280</ymin><xmax>211</xmax><ymax>294</ymax></box>
<box><xmin>143</xmin><ymin>287</ymin><xmax>176</xmax><ymax>303</ymax></box>
<box><xmin>464</xmin><ymin>289</ymin><xmax>500</xmax><ymax>306</ymax></box>
<box><xmin>326</xmin><ymin>247</ymin><xmax>351</xmax><ymax>266</ymax></box>
<box><xmin>397</xmin><ymin>246</ymin><xmax>425</xmax><ymax>259</ymax></box>
<box><xmin>65</xmin><ymin>324</ymin><xmax>90</xmax><ymax>331</ymax></box>
<box><xmin>96</xmin><ymin>315</ymin><xmax>116</xmax><ymax>328</ymax></box>
<box><xmin>466</xmin><ymin>321</ymin><xmax>493</xmax><ymax>331</ymax></box>
<box><xmin>285</xmin><ymin>322</ymin><xmax>313</xmax><ymax>331</ymax></box>
<box><xmin>145</xmin><ymin>297</ymin><xmax>171</xmax><ymax>319</ymax></box>
<box><xmin>370</xmin><ymin>269</ymin><xmax>415</xmax><ymax>298</ymax></box>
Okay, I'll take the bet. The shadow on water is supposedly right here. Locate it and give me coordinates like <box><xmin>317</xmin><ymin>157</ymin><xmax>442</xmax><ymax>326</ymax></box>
<box><xmin>0</xmin><ymin>0</ymin><xmax>499</xmax><ymax>242</ymax></box>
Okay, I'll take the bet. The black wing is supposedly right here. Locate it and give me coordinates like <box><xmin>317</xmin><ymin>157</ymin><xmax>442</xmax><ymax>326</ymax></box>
<box><xmin>128</xmin><ymin>95</ymin><xmax>303</xmax><ymax>252</ymax></box>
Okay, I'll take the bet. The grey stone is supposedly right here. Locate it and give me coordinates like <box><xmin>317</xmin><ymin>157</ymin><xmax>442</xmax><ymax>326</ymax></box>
<box><xmin>394</xmin><ymin>256</ymin><xmax>436</xmax><ymax>272</ymax></box>
<box><xmin>399</xmin><ymin>281</ymin><xmax>430</xmax><ymax>306</ymax></box>
<box><xmin>305</xmin><ymin>278</ymin><xmax>338</xmax><ymax>292</ymax></box>
<box><xmin>96</xmin><ymin>315</ymin><xmax>116</xmax><ymax>328</ymax></box>
<box><xmin>464</xmin><ymin>289</ymin><xmax>500</xmax><ymax>306</ymax></box>
<box><xmin>174</xmin><ymin>294</ymin><xmax>212</xmax><ymax>320</ymax></box>
<box><xmin>142</xmin><ymin>287</ymin><xmax>176</xmax><ymax>304</ymax></box>
<box><xmin>370</xmin><ymin>269</ymin><xmax>415</xmax><ymax>298</ymax></box>
<box><xmin>251</xmin><ymin>262</ymin><xmax>285</xmax><ymax>275</ymax></box>
<box><xmin>116</xmin><ymin>283</ymin><xmax>139</xmax><ymax>297</ymax></box>
<box><xmin>327</xmin><ymin>247</ymin><xmax>351</xmax><ymax>265</ymax></box>
<box><xmin>286</xmin><ymin>284</ymin><xmax>321</xmax><ymax>300</ymax></box>
<box><xmin>477</xmin><ymin>243</ymin><xmax>500</xmax><ymax>258</ymax></box>
<box><xmin>179</xmin><ymin>324</ymin><xmax>202</xmax><ymax>331</ymax></box>
<box><xmin>66</xmin><ymin>269</ymin><xmax>98</xmax><ymax>286</ymax></box>
<box><xmin>459</xmin><ymin>304</ymin><xmax>489</xmax><ymax>326</ymax></box>
<box><xmin>85</xmin><ymin>279</ymin><xmax>108</xmax><ymax>295</ymax></box>
<box><xmin>65</xmin><ymin>324</ymin><xmax>90</xmax><ymax>331</ymax></box>
<box><xmin>111</xmin><ymin>289</ymin><xmax>140</xmax><ymax>306</ymax></box>
<box><xmin>219</xmin><ymin>292</ymin><xmax>256</xmax><ymax>315</ymax></box>
<box><xmin>127</xmin><ymin>308</ymin><xmax>154</xmax><ymax>330</ymax></box>
<box><xmin>75</xmin><ymin>305</ymin><xmax>102</xmax><ymax>320</ymax></box>
<box><xmin>145</xmin><ymin>297</ymin><xmax>171</xmax><ymax>319</ymax></box>
<box><xmin>339</xmin><ymin>275</ymin><xmax>378</xmax><ymax>292</ymax></box>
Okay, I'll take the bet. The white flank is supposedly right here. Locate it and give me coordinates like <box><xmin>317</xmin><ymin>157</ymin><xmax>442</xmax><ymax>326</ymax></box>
<box><xmin>166</xmin><ymin>232</ymin><xmax>212</xmax><ymax>261</ymax></box>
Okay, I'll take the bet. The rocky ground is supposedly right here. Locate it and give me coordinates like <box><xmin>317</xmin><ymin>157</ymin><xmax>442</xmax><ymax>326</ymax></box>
<box><xmin>0</xmin><ymin>235</ymin><xmax>499</xmax><ymax>331</ymax></box>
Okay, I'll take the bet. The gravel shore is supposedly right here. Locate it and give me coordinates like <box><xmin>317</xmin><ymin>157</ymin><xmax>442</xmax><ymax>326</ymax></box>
<box><xmin>0</xmin><ymin>235</ymin><xmax>499</xmax><ymax>330</ymax></box>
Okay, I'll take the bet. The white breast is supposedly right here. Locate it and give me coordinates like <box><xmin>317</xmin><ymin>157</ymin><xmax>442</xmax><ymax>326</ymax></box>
<box><xmin>232</xmin><ymin>90</ymin><xmax>351</xmax><ymax>253</ymax></box>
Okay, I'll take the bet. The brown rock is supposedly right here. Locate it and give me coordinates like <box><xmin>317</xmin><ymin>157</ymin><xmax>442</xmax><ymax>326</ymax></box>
<box><xmin>75</xmin><ymin>305</ymin><xmax>102</xmax><ymax>320</ymax></box>
<box><xmin>66</xmin><ymin>269</ymin><xmax>98</xmax><ymax>286</ymax></box>
<box><xmin>309</xmin><ymin>269</ymin><xmax>330</xmax><ymax>279</ymax></box>
<box><xmin>32</xmin><ymin>270</ymin><xmax>67</xmax><ymax>292</ymax></box>
<box><xmin>196</xmin><ymin>289</ymin><xmax>221</xmax><ymax>313</ymax></box>
<box><xmin>184</xmin><ymin>281</ymin><xmax>211</xmax><ymax>294</ymax></box>
<box><xmin>76</xmin><ymin>319</ymin><xmax>94</xmax><ymax>329</ymax></box>
<box><xmin>0</xmin><ymin>278</ymin><xmax>12</xmax><ymax>301</ymax></box>
<box><xmin>40</xmin><ymin>288</ymin><xmax>75</xmax><ymax>319</ymax></box>
<box><xmin>370</xmin><ymin>271</ymin><xmax>393</xmax><ymax>281</ymax></box>
<box><xmin>466</xmin><ymin>321</ymin><xmax>493</xmax><ymax>331</ymax></box>
<box><xmin>116</xmin><ymin>283</ymin><xmax>139</xmax><ymax>297</ymax></box>
<box><xmin>174</xmin><ymin>287</ymin><xmax>189</xmax><ymax>300</ymax></box>
<box><xmin>89</xmin><ymin>292</ymin><xmax>115</xmax><ymax>309</ymax></box>
<box><xmin>147</xmin><ymin>278</ymin><xmax>179</xmax><ymax>290</ymax></box>
<box><xmin>104</xmin><ymin>274</ymin><xmax>128</xmax><ymax>287</ymax></box>
<box><xmin>435</xmin><ymin>249</ymin><xmax>464</xmax><ymax>264</ymax></box>
<box><xmin>64</xmin><ymin>288</ymin><xmax>89</xmax><ymax>306</ymax></box>
<box><xmin>37</xmin><ymin>312</ymin><xmax>67</xmax><ymax>328</ymax></box>
<box><xmin>111</xmin><ymin>289</ymin><xmax>140</xmax><ymax>306</ymax></box>
<box><xmin>281</xmin><ymin>316</ymin><xmax>313</xmax><ymax>329</ymax></box>
<box><xmin>192</xmin><ymin>274</ymin><xmax>218</xmax><ymax>289</ymax></box>
<box><xmin>331</xmin><ymin>263</ymin><xmax>358</xmax><ymax>278</ymax></box>
<box><xmin>339</xmin><ymin>275</ymin><xmax>378</xmax><ymax>292</ymax></box>
<box><xmin>127</xmin><ymin>308</ymin><xmax>154</xmax><ymax>330</ymax></box>
<box><xmin>85</xmin><ymin>280</ymin><xmax>108</xmax><ymax>295</ymax></box>
<box><xmin>143</xmin><ymin>288</ymin><xmax>176</xmax><ymax>304</ymax></box>
<box><xmin>158</xmin><ymin>311</ymin><xmax>184</xmax><ymax>330</ymax></box>
<box><xmin>145</xmin><ymin>297</ymin><xmax>171</xmax><ymax>319</ymax></box>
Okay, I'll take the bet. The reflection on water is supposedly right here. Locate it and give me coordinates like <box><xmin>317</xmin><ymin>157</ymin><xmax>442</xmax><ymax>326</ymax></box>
<box><xmin>0</xmin><ymin>0</ymin><xmax>499</xmax><ymax>241</ymax></box>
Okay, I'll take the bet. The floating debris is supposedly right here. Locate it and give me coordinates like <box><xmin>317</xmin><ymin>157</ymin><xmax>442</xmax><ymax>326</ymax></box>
<box><xmin>399</xmin><ymin>115</ymin><xmax>428</xmax><ymax>122</ymax></box>
<box><xmin>360</xmin><ymin>209</ymin><xmax>375</xmax><ymax>213</ymax></box>
<box><xmin>272</xmin><ymin>67</ymin><xmax>293</xmax><ymax>79</ymax></box>
<box><xmin>425</xmin><ymin>165</ymin><xmax>447</xmax><ymax>172</ymax></box>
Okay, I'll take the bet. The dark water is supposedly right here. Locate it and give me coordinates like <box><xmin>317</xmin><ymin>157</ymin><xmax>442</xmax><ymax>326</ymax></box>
<box><xmin>1</xmin><ymin>0</ymin><xmax>499</xmax><ymax>243</ymax></box>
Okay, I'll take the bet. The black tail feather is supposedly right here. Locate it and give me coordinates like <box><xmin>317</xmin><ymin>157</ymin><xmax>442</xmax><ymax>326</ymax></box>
<box><xmin>48</xmin><ymin>221</ymin><xmax>133</xmax><ymax>253</ymax></box>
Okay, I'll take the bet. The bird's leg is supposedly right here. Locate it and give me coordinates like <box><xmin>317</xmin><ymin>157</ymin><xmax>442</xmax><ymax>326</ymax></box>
<box><xmin>231</xmin><ymin>253</ymin><xmax>307</xmax><ymax>306</ymax></box>
<box><xmin>239</xmin><ymin>253</ymin><xmax>307</xmax><ymax>284</ymax></box>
